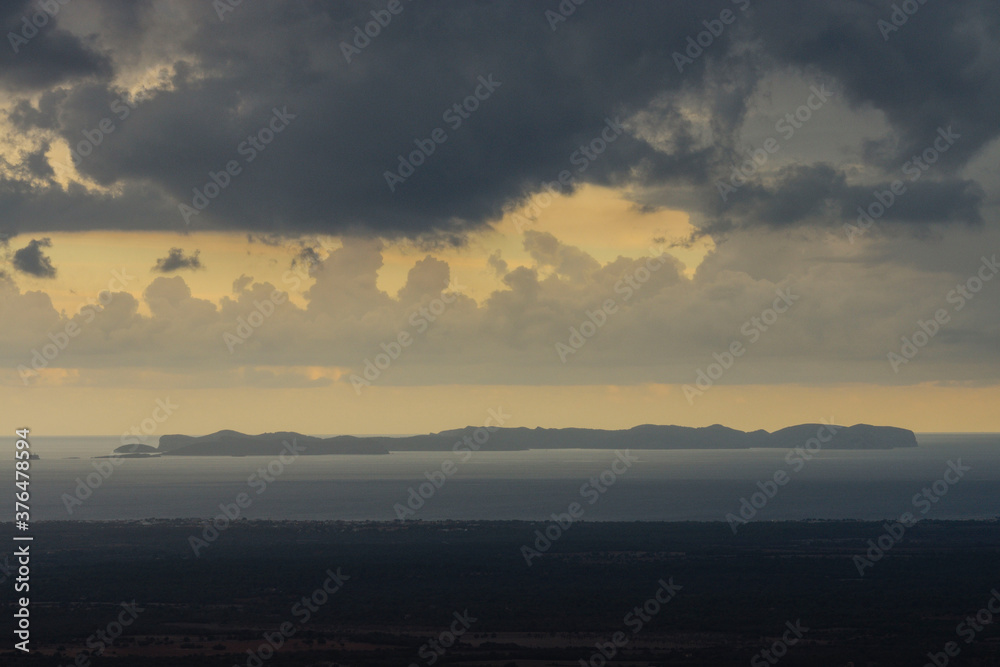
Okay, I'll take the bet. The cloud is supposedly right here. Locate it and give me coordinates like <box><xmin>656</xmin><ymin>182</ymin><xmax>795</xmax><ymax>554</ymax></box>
<box><xmin>750</xmin><ymin>0</ymin><xmax>1000</xmax><ymax>170</ymax></box>
<box><xmin>21</xmin><ymin>142</ymin><xmax>54</xmax><ymax>180</ymax></box>
<box><xmin>703</xmin><ymin>163</ymin><xmax>986</xmax><ymax>237</ymax></box>
<box><xmin>396</xmin><ymin>256</ymin><xmax>451</xmax><ymax>304</ymax></box>
<box><xmin>7</xmin><ymin>94</ymin><xmax>63</xmax><ymax>132</ymax></box>
<box><xmin>291</xmin><ymin>245</ymin><xmax>322</xmax><ymax>274</ymax></box>
<box><xmin>12</xmin><ymin>238</ymin><xmax>56</xmax><ymax>277</ymax></box>
<box><xmin>152</xmin><ymin>248</ymin><xmax>203</xmax><ymax>273</ymax></box>
<box><xmin>487</xmin><ymin>250</ymin><xmax>508</xmax><ymax>277</ymax></box>
<box><xmin>0</xmin><ymin>1</ymin><xmax>993</xmax><ymax>246</ymax></box>
<box><xmin>0</xmin><ymin>0</ymin><xmax>111</xmax><ymax>92</ymax></box>
<box><xmin>232</xmin><ymin>274</ymin><xmax>253</xmax><ymax>294</ymax></box>
<box><xmin>6</xmin><ymin>230</ymin><xmax>998</xmax><ymax>390</ymax></box>
<box><xmin>238</xmin><ymin>367</ymin><xmax>333</xmax><ymax>388</ymax></box>
<box><xmin>524</xmin><ymin>230</ymin><xmax>601</xmax><ymax>281</ymax></box>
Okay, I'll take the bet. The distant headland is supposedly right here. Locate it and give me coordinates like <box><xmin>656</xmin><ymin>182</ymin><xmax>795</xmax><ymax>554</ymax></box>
<box><xmin>119</xmin><ymin>423</ymin><xmax>918</xmax><ymax>457</ymax></box>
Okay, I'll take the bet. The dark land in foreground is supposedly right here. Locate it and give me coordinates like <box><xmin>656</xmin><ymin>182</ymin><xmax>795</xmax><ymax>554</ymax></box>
<box><xmin>119</xmin><ymin>423</ymin><xmax>918</xmax><ymax>456</ymax></box>
<box><xmin>3</xmin><ymin>520</ymin><xmax>998</xmax><ymax>666</ymax></box>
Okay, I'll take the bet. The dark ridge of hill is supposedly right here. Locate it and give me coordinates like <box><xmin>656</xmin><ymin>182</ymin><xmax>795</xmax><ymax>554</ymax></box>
<box><xmin>155</xmin><ymin>423</ymin><xmax>917</xmax><ymax>456</ymax></box>
<box><xmin>158</xmin><ymin>431</ymin><xmax>386</xmax><ymax>456</ymax></box>
<box><xmin>113</xmin><ymin>443</ymin><xmax>159</xmax><ymax>454</ymax></box>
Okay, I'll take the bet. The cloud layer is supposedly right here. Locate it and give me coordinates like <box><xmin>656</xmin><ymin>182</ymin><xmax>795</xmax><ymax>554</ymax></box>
<box><xmin>0</xmin><ymin>0</ymin><xmax>997</xmax><ymax>240</ymax></box>
<box><xmin>3</xmin><ymin>230</ymin><xmax>998</xmax><ymax>389</ymax></box>
<box><xmin>0</xmin><ymin>1</ymin><xmax>998</xmax><ymax>404</ymax></box>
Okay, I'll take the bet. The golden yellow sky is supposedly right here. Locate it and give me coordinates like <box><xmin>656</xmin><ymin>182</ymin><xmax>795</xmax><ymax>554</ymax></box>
<box><xmin>8</xmin><ymin>381</ymin><xmax>999</xmax><ymax>436</ymax></box>
<box><xmin>27</xmin><ymin>184</ymin><xmax>706</xmax><ymax>315</ymax></box>
<box><xmin>5</xmin><ymin>184</ymin><xmax>998</xmax><ymax>435</ymax></box>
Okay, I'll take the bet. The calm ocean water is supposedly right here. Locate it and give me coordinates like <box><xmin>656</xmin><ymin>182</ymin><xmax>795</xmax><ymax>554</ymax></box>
<box><xmin>2</xmin><ymin>434</ymin><xmax>997</xmax><ymax>521</ymax></box>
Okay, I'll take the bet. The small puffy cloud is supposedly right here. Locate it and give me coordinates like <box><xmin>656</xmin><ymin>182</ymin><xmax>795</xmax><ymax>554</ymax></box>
<box><xmin>12</xmin><ymin>238</ymin><xmax>56</xmax><ymax>278</ymax></box>
<box><xmin>152</xmin><ymin>248</ymin><xmax>203</xmax><ymax>273</ymax></box>
<box><xmin>524</xmin><ymin>230</ymin><xmax>601</xmax><ymax>280</ymax></box>
<box><xmin>487</xmin><ymin>249</ymin><xmax>508</xmax><ymax>277</ymax></box>
<box><xmin>232</xmin><ymin>274</ymin><xmax>253</xmax><ymax>293</ymax></box>
<box><xmin>397</xmin><ymin>256</ymin><xmax>451</xmax><ymax>304</ymax></box>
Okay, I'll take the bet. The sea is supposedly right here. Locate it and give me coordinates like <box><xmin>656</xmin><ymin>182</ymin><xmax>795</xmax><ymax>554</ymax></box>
<box><xmin>2</xmin><ymin>433</ymin><xmax>997</xmax><ymax>522</ymax></box>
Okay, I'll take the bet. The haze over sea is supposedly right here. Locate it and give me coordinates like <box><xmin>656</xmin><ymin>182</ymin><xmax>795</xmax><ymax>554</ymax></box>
<box><xmin>4</xmin><ymin>434</ymin><xmax>997</xmax><ymax>522</ymax></box>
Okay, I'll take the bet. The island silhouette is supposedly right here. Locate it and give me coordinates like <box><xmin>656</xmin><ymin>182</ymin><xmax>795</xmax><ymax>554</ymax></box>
<box><xmin>118</xmin><ymin>423</ymin><xmax>918</xmax><ymax>456</ymax></box>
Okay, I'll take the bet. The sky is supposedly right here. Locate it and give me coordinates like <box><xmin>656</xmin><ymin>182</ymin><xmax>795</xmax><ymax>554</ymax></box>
<box><xmin>2</xmin><ymin>0</ymin><xmax>999</xmax><ymax>436</ymax></box>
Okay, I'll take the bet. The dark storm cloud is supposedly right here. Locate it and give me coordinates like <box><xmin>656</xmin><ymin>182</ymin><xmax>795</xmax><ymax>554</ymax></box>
<box><xmin>709</xmin><ymin>163</ymin><xmax>985</xmax><ymax>235</ymax></box>
<box><xmin>0</xmin><ymin>177</ymin><xmax>181</xmax><ymax>233</ymax></box>
<box><xmin>0</xmin><ymin>0</ymin><xmax>749</xmax><ymax>235</ymax></box>
<box><xmin>152</xmin><ymin>247</ymin><xmax>202</xmax><ymax>273</ymax></box>
<box><xmin>12</xmin><ymin>237</ymin><xmax>56</xmax><ymax>277</ymax></box>
<box><xmin>0</xmin><ymin>0</ymin><xmax>111</xmax><ymax>91</ymax></box>
<box><xmin>7</xmin><ymin>92</ymin><xmax>64</xmax><ymax>131</ymax></box>
<box><xmin>247</xmin><ymin>233</ymin><xmax>285</xmax><ymax>247</ymax></box>
<box><xmin>749</xmin><ymin>0</ymin><xmax>1000</xmax><ymax>170</ymax></box>
<box><xmin>1</xmin><ymin>0</ymin><xmax>997</xmax><ymax>237</ymax></box>
<box><xmin>22</xmin><ymin>142</ymin><xmax>54</xmax><ymax>179</ymax></box>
